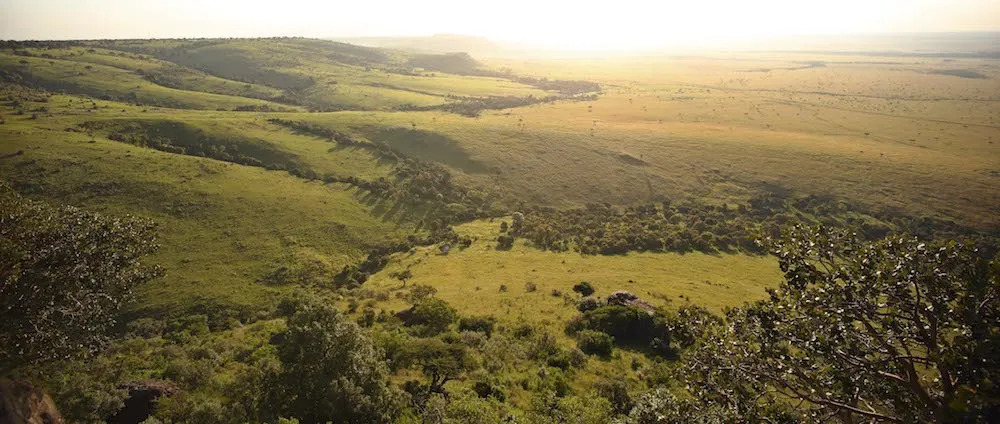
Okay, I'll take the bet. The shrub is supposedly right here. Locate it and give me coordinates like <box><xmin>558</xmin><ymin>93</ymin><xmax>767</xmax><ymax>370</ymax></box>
<box><xmin>567</xmin><ymin>305</ymin><xmax>670</xmax><ymax>352</ymax></box>
<box><xmin>126</xmin><ymin>317</ymin><xmax>165</xmax><ymax>338</ymax></box>
<box><xmin>473</xmin><ymin>380</ymin><xmax>506</xmax><ymax>401</ymax></box>
<box><xmin>458</xmin><ymin>316</ymin><xmax>497</xmax><ymax>337</ymax></box>
<box><xmin>577</xmin><ymin>297</ymin><xmax>602</xmax><ymax>312</ymax></box>
<box><xmin>407</xmin><ymin>298</ymin><xmax>458</xmax><ymax>335</ymax></box>
<box><xmin>524</xmin><ymin>282</ymin><xmax>537</xmax><ymax>292</ymax></box>
<box><xmin>576</xmin><ymin>330</ymin><xmax>614</xmax><ymax>357</ymax></box>
<box><xmin>572</xmin><ymin>281</ymin><xmax>595</xmax><ymax>296</ymax></box>
<box><xmin>496</xmin><ymin>234</ymin><xmax>514</xmax><ymax>250</ymax></box>
<box><xmin>595</xmin><ymin>379</ymin><xmax>634</xmax><ymax>415</ymax></box>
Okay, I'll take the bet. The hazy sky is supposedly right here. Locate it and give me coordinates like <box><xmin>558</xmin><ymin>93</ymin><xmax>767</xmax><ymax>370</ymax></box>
<box><xmin>2</xmin><ymin>0</ymin><xmax>999</xmax><ymax>49</ymax></box>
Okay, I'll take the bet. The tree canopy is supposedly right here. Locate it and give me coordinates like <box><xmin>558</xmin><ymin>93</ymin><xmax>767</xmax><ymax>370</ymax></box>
<box><xmin>654</xmin><ymin>225</ymin><xmax>999</xmax><ymax>423</ymax></box>
<box><xmin>0</xmin><ymin>183</ymin><xmax>162</xmax><ymax>370</ymax></box>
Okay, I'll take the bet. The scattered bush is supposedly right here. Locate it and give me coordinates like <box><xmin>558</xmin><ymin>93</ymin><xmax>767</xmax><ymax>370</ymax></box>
<box><xmin>572</xmin><ymin>281</ymin><xmax>595</xmax><ymax>296</ymax></box>
<box><xmin>577</xmin><ymin>297</ymin><xmax>602</xmax><ymax>312</ymax></box>
<box><xmin>458</xmin><ymin>316</ymin><xmax>497</xmax><ymax>337</ymax></box>
<box><xmin>576</xmin><ymin>330</ymin><xmax>614</xmax><ymax>357</ymax></box>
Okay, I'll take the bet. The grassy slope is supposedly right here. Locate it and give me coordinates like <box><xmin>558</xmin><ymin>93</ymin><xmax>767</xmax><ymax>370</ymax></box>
<box><xmin>3</xmin><ymin>39</ymin><xmax>997</xmax><ymax>316</ymax></box>
<box><xmin>0</xmin><ymin>94</ymin><xmax>414</xmax><ymax>316</ymax></box>
<box><xmin>90</xmin><ymin>38</ymin><xmax>552</xmax><ymax>110</ymax></box>
<box><xmin>0</xmin><ymin>53</ymin><xmax>298</xmax><ymax>111</ymax></box>
<box><xmin>359</xmin><ymin>218</ymin><xmax>782</xmax><ymax>407</ymax></box>
<box><xmin>289</xmin><ymin>53</ymin><xmax>999</xmax><ymax>229</ymax></box>
<box><xmin>25</xmin><ymin>46</ymin><xmax>286</xmax><ymax>100</ymax></box>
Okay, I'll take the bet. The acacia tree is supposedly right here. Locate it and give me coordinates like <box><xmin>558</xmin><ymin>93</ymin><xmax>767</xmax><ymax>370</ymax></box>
<box><xmin>0</xmin><ymin>183</ymin><xmax>162</xmax><ymax>371</ymax></box>
<box><xmin>270</xmin><ymin>293</ymin><xmax>401</xmax><ymax>424</ymax></box>
<box><xmin>671</xmin><ymin>226</ymin><xmax>999</xmax><ymax>423</ymax></box>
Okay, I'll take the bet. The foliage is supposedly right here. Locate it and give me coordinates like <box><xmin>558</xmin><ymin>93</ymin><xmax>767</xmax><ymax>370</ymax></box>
<box><xmin>269</xmin><ymin>293</ymin><xmax>401</xmax><ymax>423</ymax></box>
<box><xmin>567</xmin><ymin>305</ymin><xmax>671</xmax><ymax>355</ymax></box>
<box><xmin>577</xmin><ymin>297</ymin><xmax>602</xmax><ymax>312</ymax></box>
<box><xmin>405</xmin><ymin>298</ymin><xmax>459</xmax><ymax>336</ymax></box>
<box><xmin>573</xmin><ymin>281</ymin><xmax>596</xmax><ymax>296</ymax></box>
<box><xmin>576</xmin><ymin>330</ymin><xmax>614</xmax><ymax>357</ymax></box>
<box><xmin>458</xmin><ymin>316</ymin><xmax>497</xmax><ymax>337</ymax></box>
<box><xmin>0</xmin><ymin>183</ymin><xmax>161</xmax><ymax>370</ymax></box>
<box><xmin>677</xmin><ymin>225</ymin><xmax>1000</xmax><ymax>422</ymax></box>
<box><xmin>396</xmin><ymin>337</ymin><xmax>476</xmax><ymax>397</ymax></box>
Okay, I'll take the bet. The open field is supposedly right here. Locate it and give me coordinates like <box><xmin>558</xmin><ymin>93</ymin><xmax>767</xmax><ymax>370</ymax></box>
<box><xmin>365</xmin><ymin>219</ymin><xmax>783</xmax><ymax>321</ymax></box>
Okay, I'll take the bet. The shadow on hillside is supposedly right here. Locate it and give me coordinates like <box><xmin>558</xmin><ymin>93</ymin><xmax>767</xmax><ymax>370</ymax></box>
<box><xmin>355</xmin><ymin>189</ymin><xmax>433</xmax><ymax>227</ymax></box>
<box><xmin>361</xmin><ymin>126</ymin><xmax>488</xmax><ymax>174</ymax></box>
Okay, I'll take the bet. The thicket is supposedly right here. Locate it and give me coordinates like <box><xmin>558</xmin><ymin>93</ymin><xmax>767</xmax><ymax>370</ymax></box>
<box><xmin>510</xmin><ymin>193</ymin><xmax>997</xmax><ymax>256</ymax></box>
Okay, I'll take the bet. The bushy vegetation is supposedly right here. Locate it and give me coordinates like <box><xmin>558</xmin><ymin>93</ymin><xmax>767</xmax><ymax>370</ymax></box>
<box><xmin>267</xmin><ymin>293</ymin><xmax>401</xmax><ymax>423</ymax></box>
<box><xmin>0</xmin><ymin>183</ymin><xmax>162</xmax><ymax>370</ymax></box>
<box><xmin>641</xmin><ymin>226</ymin><xmax>1000</xmax><ymax>423</ymax></box>
<box><xmin>511</xmin><ymin>194</ymin><xmax>997</xmax><ymax>256</ymax></box>
<box><xmin>575</xmin><ymin>330</ymin><xmax>614</xmax><ymax>357</ymax></box>
<box><xmin>566</xmin><ymin>303</ymin><xmax>672</xmax><ymax>356</ymax></box>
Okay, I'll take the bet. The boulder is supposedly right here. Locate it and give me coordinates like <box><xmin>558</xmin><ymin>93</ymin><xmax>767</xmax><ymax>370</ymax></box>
<box><xmin>0</xmin><ymin>378</ymin><xmax>63</xmax><ymax>424</ymax></box>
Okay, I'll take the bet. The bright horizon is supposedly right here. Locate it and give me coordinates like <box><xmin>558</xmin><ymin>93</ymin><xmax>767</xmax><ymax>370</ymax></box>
<box><xmin>2</xmin><ymin>0</ymin><xmax>1000</xmax><ymax>50</ymax></box>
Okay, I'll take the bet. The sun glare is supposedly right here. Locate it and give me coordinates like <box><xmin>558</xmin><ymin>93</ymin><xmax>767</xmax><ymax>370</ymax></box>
<box><xmin>2</xmin><ymin>0</ymin><xmax>999</xmax><ymax>49</ymax></box>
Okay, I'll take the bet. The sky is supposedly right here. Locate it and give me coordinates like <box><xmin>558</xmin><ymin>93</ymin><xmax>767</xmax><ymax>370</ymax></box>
<box><xmin>2</xmin><ymin>0</ymin><xmax>999</xmax><ymax>50</ymax></box>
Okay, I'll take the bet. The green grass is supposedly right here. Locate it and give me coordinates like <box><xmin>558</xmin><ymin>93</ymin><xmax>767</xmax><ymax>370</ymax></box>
<box><xmin>0</xmin><ymin>53</ymin><xmax>298</xmax><ymax>111</ymax></box>
<box><xmin>364</xmin><ymin>219</ymin><xmax>782</xmax><ymax>326</ymax></box>
<box><xmin>0</xmin><ymin>99</ymin><xmax>415</xmax><ymax>316</ymax></box>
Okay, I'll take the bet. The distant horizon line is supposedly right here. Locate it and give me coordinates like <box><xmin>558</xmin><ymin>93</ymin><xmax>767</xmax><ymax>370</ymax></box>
<box><xmin>4</xmin><ymin>30</ymin><xmax>1000</xmax><ymax>43</ymax></box>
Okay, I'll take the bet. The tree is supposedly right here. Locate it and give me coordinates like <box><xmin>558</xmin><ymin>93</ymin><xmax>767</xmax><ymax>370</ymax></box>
<box><xmin>573</xmin><ymin>281</ymin><xmax>595</xmax><ymax>296</ymax></box>
<box><xmin>397</xmin><ymin>338</ymin><xmax>477</xmax><ymax>411</ymax></box>
<box><xmin>679</xmin><ymin>225</ymin><xmax>999</xmax><ymax>423</ymax></box>
<box><xmin>270</xmin><ymin>294</ymin><xmax>401</xmax><ymax>424</ymax></box>
<box><xmin>406</xmin><ymin>298</ymin><xmax>458</xmax><ymax>336</ymax></box>
<box><xmin>0</xmin><ymin>183</ymin><xmax>162</xmax><ymax>370</ymax></box>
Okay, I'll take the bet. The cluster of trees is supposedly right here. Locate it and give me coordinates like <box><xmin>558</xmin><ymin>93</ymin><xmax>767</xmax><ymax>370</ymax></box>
<box><xmin>508</xmin><ymin>76</ymin><xmax>601</xmax><ymax>95</ymax></box>
<box><xmin>510</xmin><ymin>201</ymin><xmax>770</xmax><ymax>255</ymax></box>
<box><xmin>508</xmin><ymin>194</ymin><xmax>998</xmax><ymax>256</ymax></box>
<box><xmin>566</xmin><ymin>294</ymin><xmax>675</xmax><ymax>358</ymax></box>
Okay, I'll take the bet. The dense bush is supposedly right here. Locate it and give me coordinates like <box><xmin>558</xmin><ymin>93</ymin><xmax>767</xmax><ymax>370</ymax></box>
<box><xmin>405</xmin><ymin>298</ymin><xmax>458</xmax><ymax>336</ymax></box>
<box><xmin>576</xmin><ymin>330</ymin><xmax>614</xmax><ymax>357</ymax></box>
<box><xmin>572</xmin><ymin>281</ymin><xmax>595</xmax><ymax>296</ymax></box>
<box><xmin>458</xmin><ymin>316</ymin><xmax>497</xmax><ymax>337</ymax></box>
<box><xmin>506</xmin><ymin>194</ymin><xmax>994</xmax><ymax>257</ymax></box>
<box><xmin>269</xmin><ymin>293</ymin><xmax>401</xmax><ymax>423</ymax></box>
<box><xmin>567</xmin><ymin>304</ymin><xmax>671</xmax><ymax>355</ymax></box>
<box><xmin>576</xmin><ymin>297</ymin><xmax>602</xmax><ymax>312</ymax></box>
